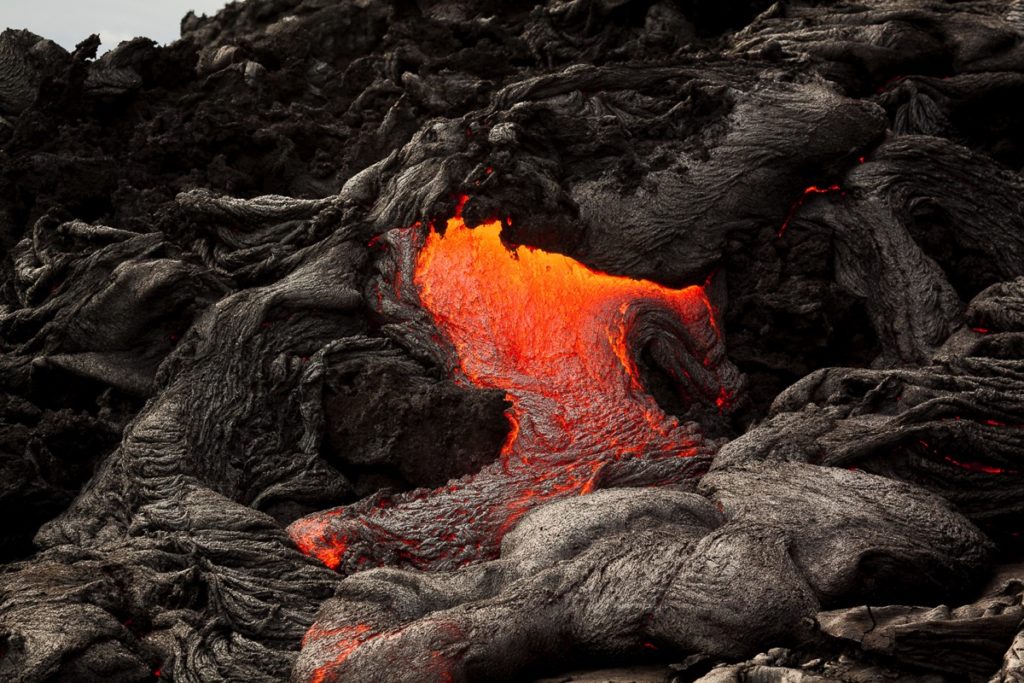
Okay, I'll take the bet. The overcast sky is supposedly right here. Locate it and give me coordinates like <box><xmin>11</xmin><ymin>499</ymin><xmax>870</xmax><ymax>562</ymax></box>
<box><xmin>3</xmin><ymin>1</ymin><xmax>234</xmax><ymax>52</ymax></box>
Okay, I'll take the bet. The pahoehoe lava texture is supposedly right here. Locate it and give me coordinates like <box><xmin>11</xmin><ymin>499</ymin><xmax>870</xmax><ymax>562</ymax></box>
<box><xmin>2</xmin><ymin>1</ymin><xmax>1024</xmax><ymax>682</ymax></box>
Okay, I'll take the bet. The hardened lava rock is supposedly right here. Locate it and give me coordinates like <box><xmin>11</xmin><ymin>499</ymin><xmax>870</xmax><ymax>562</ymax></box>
<box><xmin>1</xmin><ymin>1</ymin><xmax>1024</xmax><ymax>682</ymax></box>
<box><xmin>294</xmin><ymin>464</ymin><xmax>993</xmax><ymax>682</ymax></box>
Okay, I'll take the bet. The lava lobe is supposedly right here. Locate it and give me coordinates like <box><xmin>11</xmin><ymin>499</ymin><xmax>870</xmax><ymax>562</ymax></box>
<box><xmin>288</xmin><ymin>201</ymin><xmax>742</xmax><ymax>574</ymax></box>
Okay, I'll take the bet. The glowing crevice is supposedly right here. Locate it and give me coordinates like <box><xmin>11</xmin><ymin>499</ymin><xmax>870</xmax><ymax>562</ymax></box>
<box><xmin>777</xmin><ymin>184</ymin><xmax>844</xmax><ymax>238</ymax></box>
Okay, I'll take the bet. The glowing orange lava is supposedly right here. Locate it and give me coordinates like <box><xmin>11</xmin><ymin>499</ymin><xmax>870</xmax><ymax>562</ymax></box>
<box><xmin>288</xmin><ymin>199</ymin><xmax>739</xmax><ymax>575</ymax></box>
<box><xmin>415</xmin><ymin>206</ymin><xmax>717</xmax><ymax>469</ymax></box>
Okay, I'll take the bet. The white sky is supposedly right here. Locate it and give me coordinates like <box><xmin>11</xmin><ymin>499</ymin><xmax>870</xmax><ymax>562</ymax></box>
<box><xmin>2</xmin><ymin>1</ymin><xmax>234</xmax><ymax>52</ymax></box>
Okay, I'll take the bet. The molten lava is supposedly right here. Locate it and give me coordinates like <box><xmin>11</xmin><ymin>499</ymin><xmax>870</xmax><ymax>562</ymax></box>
<box><xmin>289</xmin><ymin>199</ymin><xmax>740</xmax><ymax>575</ymax></box>
<box><xmin>415</xmin><ymin>206</ymin><xmax>718</xmax><ymax>468</ymax></box>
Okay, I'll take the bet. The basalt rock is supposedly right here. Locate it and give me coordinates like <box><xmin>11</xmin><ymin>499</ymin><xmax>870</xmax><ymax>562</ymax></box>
<box><xmin>1</xmin><ymin>1</ymin><xmax>1024</xmax><ymax>682</ymax></box>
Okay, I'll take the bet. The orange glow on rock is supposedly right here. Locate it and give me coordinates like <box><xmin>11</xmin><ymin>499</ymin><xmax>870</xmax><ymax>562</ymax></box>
<box><xmin>305</xmin><ymin>624</ymin><xmax>374</xmax><ymax>683</ymax></box>
<box><xmin>777</xmin><ymin>184</ymin><xmax>843</xmax><ymax>238</ymax></box>
<box><xmin>943</xmin><ymin>455</ymin><xmax>1014</xmax><ymax>475</ymax></box>
<box><xmin>288</xmin><ymin>198</ymin><xmax>740</xmax><ymax>574</ymax></box>
<box><xmin>290</xmin><ymin>510</ymin><xmax>347</xmax><ymax>570</ymax></box>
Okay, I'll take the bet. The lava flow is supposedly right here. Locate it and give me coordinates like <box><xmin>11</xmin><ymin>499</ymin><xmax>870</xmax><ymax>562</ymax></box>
<box><xmin>415</xmin><ymin>202</ymin><xmax>726</xmax><ymax>467</ymax></box>
<box><xmin>288</xmin><ymin>199</ymin><xmax>741</xmax><ymax>574</ymax></box>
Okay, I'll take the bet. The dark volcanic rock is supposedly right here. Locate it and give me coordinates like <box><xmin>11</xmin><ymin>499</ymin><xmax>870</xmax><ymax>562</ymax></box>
<box><xmin>321</xmin><ymin>338</ymin><xmax>509</xmax><ymax>493</ymax></box>
<box><xmin>1</xmin><ymin>0</ymin><xmax>1024</xmax><ymax>682</ymax></box>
